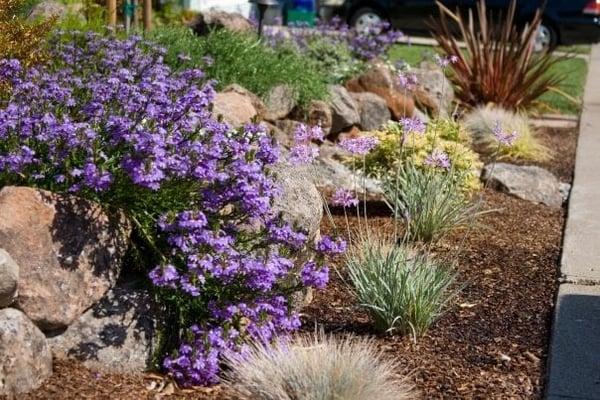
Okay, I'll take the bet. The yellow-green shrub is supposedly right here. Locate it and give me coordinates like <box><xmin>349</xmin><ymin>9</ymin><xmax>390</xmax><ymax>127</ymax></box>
<box><xmin>363</xmin><ymin>119</ymin><xmax>483</xmax><ymax>192</ymax></box>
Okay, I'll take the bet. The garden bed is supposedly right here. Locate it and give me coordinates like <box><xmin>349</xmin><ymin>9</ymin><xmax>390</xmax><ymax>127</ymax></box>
<box><xmin>16</xmin><ymin>125</ymin><xmax>578</xmax><ymax>399</ymax></box>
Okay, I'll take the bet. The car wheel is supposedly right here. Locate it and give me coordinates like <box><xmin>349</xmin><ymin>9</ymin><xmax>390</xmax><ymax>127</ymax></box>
<box><xmin>534</xmin><ymin>22</ymin><xmax>558</xmax><ymax>52</ymax></box>
<box><xmin>350</xmin><ymin>7</ymin><xmax>383</xmax><ymax>32</ymax></box>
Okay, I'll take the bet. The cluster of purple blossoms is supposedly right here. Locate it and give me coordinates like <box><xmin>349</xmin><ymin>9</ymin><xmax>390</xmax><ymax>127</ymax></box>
<box><xmin>400</xmin><ymin>116</ymin><xmax>426</xmax><ymax>135</ymax></box>
<box><xmin>316</xmin><ymin>235</ymin><xmax>347</xmax><ymax>255</ymax></box>
<box><xmin>492</xmin><ymin>121</ymin><xmax>519</xmax><ymax>146</ymax></box>
<box><xmin>424</xmin><ymin>148</ymin><xmax>451</xmax><ymax>170</ymax></box>
<box><xmin>0</xmin><ymin>31</ymin><xmax>339</xmax><ymax>386</ymax></box>
<box><xmin>289</xmin><ymin>123</ymin><xmax>322</xmax><ymax>165</ymax></box>
<box><xmin>435</xmin><ymin>54</ymin><xmax>459</xmax><ymax>68</ymax></box>
<box><xmin>339</xmin><ymin>136</ymin><xmax>380</xmax><ymax>155</ymax></box>
<box><xmin>397</xmin><ymin>71</ymin><xmax>419</xmax><ymax>92</ymax></box>
<box><xmin>349</xmin><ymin>21</ymin><xmax>404</xmax><ymax>60</ymax></box>
<box><xmin>331</xmin><ymin>188</ymin><xmax>359</xmax><ymax>208</ymax></box>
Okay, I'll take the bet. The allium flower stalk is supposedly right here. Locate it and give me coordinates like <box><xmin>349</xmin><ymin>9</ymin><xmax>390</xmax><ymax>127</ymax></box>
<box><xmin>492</xmin><ymin>121</ymin><xmax>519</xmax><ymax>146</ymax></box>
<box><xmin>397</xmin><ymin>71</ymin><xmax>418</xmax><ymax>92</ymax></box>
<box><xmin>331</xmin><ymin>188</ymin><xmax>359</xmax><ymax>207</ymax></box>
<box><xmin>339</xmin><ymin>136</ymin><xmax>380</xmax><ymax>155</ymax></box>
<box><xmin>400</xmin><ymin>116</ymin><xmax>426</xmax><ymax>135</ymax></box>
<box><xmin>424</xmin><ymin>148</ymin><xmax>451</xmax><ymax>170</ymax></box>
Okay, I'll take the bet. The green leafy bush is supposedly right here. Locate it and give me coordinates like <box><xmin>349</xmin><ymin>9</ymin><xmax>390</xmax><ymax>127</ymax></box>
<box><xmin>345</xmin><ymin>237</ymin><xmax>457</xmax><ymax>337</ymax></box>
<box><xmin>463</xmin><ymin>105</ymin><xmax>551</xmax><ymax>161</ymax></box>
<box><xmin>363</xmin><ymin>119</ymin><xmax>483</xmax><ymax>192</ymax></box>
<box><xmin>147</xmin><ymin>26</ymin><xmax>329</xmax><ymax>107</ymax></box>
<box><xmin>382</xmin><ymin>162</ymin><xmax>485</xmax><ymax>243</ymax></box>
<box><xmin>223</xmin><ymin>333</ymin><xmax>415</xmax><ymax>400</ymax></box>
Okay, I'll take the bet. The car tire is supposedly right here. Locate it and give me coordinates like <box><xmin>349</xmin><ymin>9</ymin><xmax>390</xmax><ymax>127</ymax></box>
<box><xmin>535</xmin><ymin>21</ymin><xmax>559</xmax><ymax>51</ymax></box>
<box><xmin>350</xmin><ymin>7</ymin><xmax>384</xmax><ymax>32</ymax></box>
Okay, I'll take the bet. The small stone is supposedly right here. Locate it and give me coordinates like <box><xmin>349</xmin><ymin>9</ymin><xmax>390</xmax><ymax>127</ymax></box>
<box><xmin>0</xmin><ymin>308</ymin><xmax>52</xmax><ymax>396</ymax></box>
<box><xmin>0</xmin><ymin>249</ymin><xmax>18</xmax><ymax>308</ymax></box>
<box><xmin>307</xmin><ymin>100</ymin><xmax>333</xmax><ymax>136</ymax></box>
<box><xmin>189</xmin><ymin>10</ymin><xmax>254</xmax><ymax>35</ymax></box>
<box><xmin>351</xmin><ymin>92</ymin><xmax>391</xmax><ymax>131</ymax></box>
<box><xmin>327</xmin><ymin>85</ymin><xmax>360</xmax><ymax>134</ymax></box>
<box><xmin>482</xmin><ymin>163</ymin><xmax>563</xmax><ymax>208</ymax></box>
<box><xmin>265</xmin><ymin>85</ymin><xmax>297</xmax><ymax>121</ymax></box>
<box><xmin>212</xmin><ymin>91</ymin><xmax>258</xmax><ymax>127</ymax></box>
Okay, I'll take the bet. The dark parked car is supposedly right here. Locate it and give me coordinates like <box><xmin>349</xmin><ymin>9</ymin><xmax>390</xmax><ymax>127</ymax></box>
<box><xmin>320</xmin><ymin>0</ymin><xmax>600</xmax><ymax>48</ymax></box>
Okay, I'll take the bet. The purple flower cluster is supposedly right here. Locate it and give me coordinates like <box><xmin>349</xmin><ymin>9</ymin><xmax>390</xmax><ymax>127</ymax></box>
<box><xmin>331</xmin><ymin>188</ymin><xmax>359</xmax><ymax>208</ymax></box>
<box><xmin>339</xmin><ymin>136</ymin><xmax>380</xmax><ymax>155</ymax></box>
<box><xmin>289</xmin><ymin>123</ymin><xmax>321</xmax><ymax>165</ymax></box>
<box><xmin>397</xmin><ymin>71</ymin><xmax>418</xmax><ymax>92</ymax></box>
<box><xmin>400</xmin><ymin>116</ymin><xmax>426</xmax><ymax>135</ymax></box>
<box><xmin>0</xmin><ymin>31</ymin><xmax>336</xmax><ymax>386</ymax></box>
<box><xmin>424</xmin><ymin>148</ymin><xmax>451</xmax><ymax>170</ymax></box>
<box><xmin>349</xmin><ymin>21</ymin><xmax>404</xmax><ymax>60</ymax></box>
<box><xmin>492</xmin><ymin>121</ymin><xmax>519</xmax><ymax>146</ymax></box>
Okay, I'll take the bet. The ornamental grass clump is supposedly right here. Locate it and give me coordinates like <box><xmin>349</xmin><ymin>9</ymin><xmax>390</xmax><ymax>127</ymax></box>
<box><xmin>382</xmin><ymin>161</ymin><xmax>484</xmax><ymax>244</ymax></box>
<box><xmin>430</xmin><ymin>0</ymin><xmax>563</xmax><ymax>110</ymax></box>
<box><xmin>345</xmin><ymin>237</ymin><xmax>457</xmax><ymax>338</ymax></box>
<box><xmin>222</xmin><ymin>333</ymin><xmax>415</xmax><ymax>400</ymax></box>
<box><xmin>0</xmin><ymin>31</ymin><xmax>340</xmax><ymax>386</ymax></box>
<box><xmin>463</xmin><ymin>105</ymin><xmax>551</xmax><ymax>161</ymax></box>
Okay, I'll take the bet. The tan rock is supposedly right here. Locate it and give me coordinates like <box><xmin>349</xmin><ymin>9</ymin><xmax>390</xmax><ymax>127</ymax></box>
<box><xmin>0</xmin><ymin>186</ymin><xmax>130</xmax><ymax>330</ymax></box>
<box><xmin>213</xmin><ymin>91</ymin><xmax>258</xmax><ymax>127</ymax></box>
<box><xmin>0</xmin><ymin>249</ymin><xmax>19</xmax><ymax>308</ymax></box>
<box><xmin>307</xmin><ymin>100</ymin><xmax>333</xmax><ymax>136</ymax></box>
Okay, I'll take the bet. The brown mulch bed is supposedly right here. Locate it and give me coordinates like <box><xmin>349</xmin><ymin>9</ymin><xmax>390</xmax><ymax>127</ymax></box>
<box><xmin>18</xmin><ymin>127</ymin><xmax>576</xmax><ymax>399</ymax></box>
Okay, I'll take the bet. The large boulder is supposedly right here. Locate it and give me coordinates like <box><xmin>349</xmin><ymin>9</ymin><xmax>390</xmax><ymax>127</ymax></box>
<box><xmin>0</xmin><ymin>308</ymin><xmax>52</xmax><ymax>396</ymax></box>
<box><xmin>351</xmin><ymin>92</ymin><xmax>391</xmax><ymax>131</ymax></box>
<box><xmin>223</xmin><ymin>84</ymin><xmax>267</xmax><ymax>118</ymax></box>
<box><xmin>327</xmin><ymin>85</ymin><xmax>360</xmax><ymax>134</ymax></box>
<box><xmin>264</xmin><ymin>85</ymin><xmax>297</xmax><ymax>122</ymax></box>
<box><xmin>213</xmin><ymin>91</ymin><xmax>258</xmax><ymax>127</ymax></box>
<box><xmin>413</xmin><ymin>62</ymin><xmax>455</xmax><ymax>117</ymax></box>
<box><xmin>345</xmin><ymin>64</ymin><xmax>415</xmax><ymax>120</ymax></box>
<box><xmin>48</xmin><ymin>282</ymin><xmax>157</xmax><ymax>373</ymax></box>
<box><xmin>271</xmin><ymin>164</ymin><xmax>323</xmax><ymax>241</ymax></box>
<box><xmin>482</xmin><ymin>163</ymin><xmax>564</xmax><ymax>208</ymax></box>
<box><xmin>189</xmin><ymin>9</ymin><xmax>254</xmax><ymax>35</ymax></box>
<box><xmin>0</xmin><ymin>249</ymin><xmax>19</xmax><ymax>308</ymax></box>
<box><xmin>307</xmin><ymin>100</ymin><xmax>333</xmax><ymax>136</ymax></box>
<box><xmin>0</xmin><ymin>186</ymin><xmax>131</xmax><ymax>330</ymax></box>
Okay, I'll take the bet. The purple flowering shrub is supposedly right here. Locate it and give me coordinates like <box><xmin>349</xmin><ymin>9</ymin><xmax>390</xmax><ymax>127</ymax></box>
<box><xmin>0</xmin><ymin>31</ymin><xmax>337</xmax><ymax>386</ymax></box>
<box><xmin>265</xmin><ymin>17</ymin><xmax>403</xmax><ymax>83</ymax></box>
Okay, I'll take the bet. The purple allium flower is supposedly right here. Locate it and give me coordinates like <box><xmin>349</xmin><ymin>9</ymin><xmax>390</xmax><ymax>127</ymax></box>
<box><xmin>339</xmin><ymin>136</ymin><xmax>379</xmax><ymax>155</ymax></box>
<box><xmin>300</xmin><ymin>261</ymin><xmax>329</xmax><ymax>289</ymax></box>
<box><xmin>316</xmin><ymin>235</ymin><xmax>347</xmax><ymax>255</ymax></box>
<box><xmin>294</xmin><ymin>123</ymin><xmax>324</xmax><ymax>143</ymax></box>
<box><xmin>400</xmin><ymin>116</ymin><xmax>426</xmax><ymax>135</ymax></box>
<box><xmin>289</xmin><ymin>143</ymin><xmax>319</xmax><ymax>165</ymax></box>
<box><xmin>397</xmin><ymin>71</ymin><xmax>418</xmax><ymax>91</ymax></box>
<box><xmin>435</xmin><ymin>54</ymin><xmax>459</xmax><ymax>68</ymax></box>
<box><xmin>424</xmin><ymin>148</ymin><xmax>451</xmax><ymax>170</ymax></box>
<box><xmin>492</xmin><ymin>121</ymin><xmax>519</xmax><ymax>146</ymax></box>
<box><xmin>331</xmin><ymin>188</ymin><xmax>359</xmax><ymax>207</ymax></box>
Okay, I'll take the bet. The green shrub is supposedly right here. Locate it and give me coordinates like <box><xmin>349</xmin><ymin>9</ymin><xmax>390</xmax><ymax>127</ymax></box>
<box><xmin>383</xmin><ymin>161</ymin><xmax>484</xmax><ymax>243</ymax></box>
<box><xmin>345</xmin><ymin>237</ymin><xmax>457</xmax><ymax>338</ymax></box>
<box><xmin>462</xmin><ymin>105</ymin><xmax>551</xmax><ymax>161</ymax></box>
<box><xmin>147</xmin><ymin>26</ymin><xmax>329</xmax><ymax>107</ymax></box>
<box><xmin>223</xmin><ymin>333</ymin><xmax>415</xmax><ymax>400</ymax></box>
<box><xmin>363</xmin><ymin>119</ymin><xmax>483</xmax><ymax>192</ymax></box>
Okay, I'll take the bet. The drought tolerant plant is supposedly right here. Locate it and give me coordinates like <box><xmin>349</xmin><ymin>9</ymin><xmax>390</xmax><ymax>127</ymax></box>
<box><xmin>222</xmin><ymin>333</ymin><xmax>415</xmax><ymax>400</ymax></box>
<box><xmin>463</xmin><ymin>105</ymin><xmax>551</xmax><ymax>161</ymax></box>
<box><xmin>147</xmin><ymin>26</ymin><xmax>329</xmax><ymax>107</ymax></box>
<box><xmin>382</xmin><ymin>161</ymin><xmax>484</xmax><ymax>244</ymax></box>
<box><xmin>0</xmin><ymin>0</ymin><xmax>54</xmax><ymax>69</ymax></box>
<box><xmin>0</xmin><ymin>31</ymin><xmax>339</xmax><ymax>386</ymax></box>
<box><xmin>430</xmin><ymin>0</ymin><xmax>563</xmax><ymax>110</ymax></box>
<box><xmin>345</xmin><ymin>236</ymin><xmax>457</xmax><ymax>338</ymax></box>
<box><xmin>363</xmin><ymin>119</ymin><xmax>483</xmax><ymax>192</ymax></box>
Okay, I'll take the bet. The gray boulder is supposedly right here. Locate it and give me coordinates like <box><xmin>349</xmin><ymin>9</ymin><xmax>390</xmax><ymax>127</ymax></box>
<box><xmin>265</xmin><ymin>85</ymin><xmax>297</xmax><ymax>121</ymax></box>
<box><xmin>0</xmin><ymin>249</ymin><xmax>19</xmax><ymax>308</ymax></box>
<box><xmin>48</xmin><ymin>282</ymin><xmax>157</xmax><ymax>373</ymax></box>
<box><xmin>351</xmin><ymin>92</ymin><xmax>391</xmax><ymax>131</ymax></box>
<box><xmin>189</xmin><ymin>9</ymin><xmax>254</xmax><ymax>35</ymax></box>
<box><xmin>0</xmin><ymin>186</ymin><xmax>131</xmax><ymax>331</ymax></box>
<box><xmin>327</xmin><ymin>85</ymin><xmax>360</xmax><ymax>134</ymax></box>
<box><xmin>413</xmin><ymin>62</ymin><xmax>455</xmax><ymax>117</ymax></box>
<box><xmin>0</xmin><ymin>308</ymin><xmax>52</xmax><ymax>396</ymax></box>
<box><xmin>482</xmin><ymin>163</ymin><xmax>564</xmax><ymax>208</ymax></box>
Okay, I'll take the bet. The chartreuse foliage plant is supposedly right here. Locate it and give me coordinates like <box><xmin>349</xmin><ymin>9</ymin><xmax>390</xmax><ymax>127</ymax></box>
<box><xmin>223</xmin><ymin>333</ymin><xmax>415</xmax><ymax>400</ymax></box>
<box><xmin>0</xmin><ymin>31</ymin><xmax>340</xmax><ymax>386</ymax></box>
<box><xmin>463</xmin><ymin>105</ymin><xmax>551</xmax><ymax>161</ymax></box>
<box><xmin>363</xmin><ymin>119</ymin><xmax>483</xmax><ymax>192</ymax></box>
<box><xmin>345</xmin><ymin>236</ymin><xmax>457</xmax><ymax>338</ymax></box>
<box><xmin>146</xmin><ymin>25</ymin><xmax>329</xmax><ymax>107</ymax></box>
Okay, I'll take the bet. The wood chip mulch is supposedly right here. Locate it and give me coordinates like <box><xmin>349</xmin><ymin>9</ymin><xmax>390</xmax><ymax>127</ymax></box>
<box><xmin>16</xmin><ymin>126</ymin><xmax>577</xmax><ymax>400</ymax></box>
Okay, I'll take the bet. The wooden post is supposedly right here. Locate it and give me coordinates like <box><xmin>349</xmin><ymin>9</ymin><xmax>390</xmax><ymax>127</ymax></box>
<box><xmin>143</xmin><ymin>0</ymin><xmax>152</xmax><ymax>31</ymax></box>
<box><xmin>106</xmin><ymin>0</ymin><xmax>117</xmax><ymax>26</ymax></box>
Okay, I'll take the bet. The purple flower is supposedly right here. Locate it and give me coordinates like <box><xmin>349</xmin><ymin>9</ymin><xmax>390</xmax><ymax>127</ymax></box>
<box><xmin>289</xmin><ymin>143</ymin><xmax>319</xmax><ymax>165</ymax></box>
<box><xmin>300</xmin><ymin>261</ymin><xmax>329</xmax><ymax>289</ymax></box>
<box><xmin>316</xmin><ymin>235</ymin><xmax>347</xmax><ymax>255</ymax></box>
<box><xmin>435</xmin><ymin>54</ymin><xmax>459</xmax><ymax>68</ymax></box>
<box><xmin>400</xmin><ymin>117</ymin><xmax>426</xmax><ymax>135</ymax></box>
<box><xmin>492</xmin><ymin>121</ymin><xmax>519</xmax><ymax>146</ymax></box>
<box><xmin>294</xmin><ymin>123</ymin><xmax>324</xmax><ymax>143</ymax></box>
<box><xmin>331</xmin><ymin>188</ymin><xmax>359</xmax><ymax>207</ymax></box>
<box><xmin>397</xmin><ymin>71</ymin><xmax>418</xmax><ymax>91</ymax></box>
<box><xmin>339</xmin><ymin>136</ymin><xmax>379</xmax><ymax>155</ymax></box>
<box><xmin>424</xmin><ymin>148</ymin><xmax>451</xmax><ymax>169</ymax></box>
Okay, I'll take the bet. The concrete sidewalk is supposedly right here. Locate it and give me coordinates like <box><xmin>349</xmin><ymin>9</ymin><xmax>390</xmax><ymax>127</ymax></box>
<box><xmin>545</xmin><ymin>44</ymin><xmax>600</xmax><ymax>400</ymax></box>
